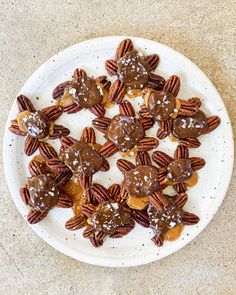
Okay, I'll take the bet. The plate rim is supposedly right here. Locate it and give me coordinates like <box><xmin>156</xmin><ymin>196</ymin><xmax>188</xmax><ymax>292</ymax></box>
<box><xmin>3</xmin><ymin>35</ymin><xmax>234</xmax><ymax>267</ymax></box>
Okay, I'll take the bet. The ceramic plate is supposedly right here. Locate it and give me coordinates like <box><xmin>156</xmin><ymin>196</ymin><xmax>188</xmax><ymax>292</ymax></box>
<box><xmin>3</xmin><ymin>36</ymin><xmax>234</xmax><ymax>267</ymax></box>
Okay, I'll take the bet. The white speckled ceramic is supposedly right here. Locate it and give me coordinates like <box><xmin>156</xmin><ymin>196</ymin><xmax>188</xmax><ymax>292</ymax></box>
<box><xmin>3</xmin><ymin>36</ymin><xmax>234</xmax><ymax>267</ymax></box>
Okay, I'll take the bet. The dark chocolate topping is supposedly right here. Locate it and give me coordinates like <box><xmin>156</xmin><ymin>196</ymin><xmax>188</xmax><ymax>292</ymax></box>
<box><xmin>117</xmin><ymin>50</ymin><xmax>150</xmax><ymax>89</ymax></box>
<box><xmin>107</xmin><ymin>114</ymin><xmax>144</xmax><ymax>151</ymax></box>
<box><xmin>167</xmin><ymin>158</ymin><xmax>193</xmax><ymax>182</ymax></box>
<box><xmin>60</xmin><ymin>141</ymin><xmax>103</xmax><ymax>176</ymax></box>
<box><xmin>148</xmin><ymin>199</ymin><xmax>183</xmax><ymax>236</ymax></box>
<box><xmin>124</xmin><ymin>165</ymin><xmax>160</xmax><ymax>197</ymax></box>
<box><xmin>68</xmin><ymin>77</ymin><xmax>102</xmax><ymax>108</ymax></box>
<box><xmin>147</xmin><ymin>90</ymin><xmax>176</xmax><ymax>121</ymax></box>
<box><xmin>27</xmin><ymin>174</ymin><xmax>59</xmax><ymax>211</ymax></box>
<box><xmin>173</xmin><ymin>110</ymin><xmax>208</xmax><ymax>139</ymax></box>
<box><xmin>91</xmin><ymin>201</ymin><xmax>132</xmax><ymax>234</ymax></box>
<box><xmin>23</xmin><ymin>111</ymin><xmax>50</xmax><ymax>139</ymax></box>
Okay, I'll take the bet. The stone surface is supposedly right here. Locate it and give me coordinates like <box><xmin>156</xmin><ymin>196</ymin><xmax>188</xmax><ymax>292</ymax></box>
<box><xmin>0</xmin><ymin>0</ymin><xmax>235</xmax><ymax>294</ymax></box>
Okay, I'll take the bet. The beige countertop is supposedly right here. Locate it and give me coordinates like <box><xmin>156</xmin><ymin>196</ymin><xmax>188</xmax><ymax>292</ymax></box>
<box><xmin>0</xmin><ymin>1</ymin><xmax>235</xmax><ymax>294</ymax></box>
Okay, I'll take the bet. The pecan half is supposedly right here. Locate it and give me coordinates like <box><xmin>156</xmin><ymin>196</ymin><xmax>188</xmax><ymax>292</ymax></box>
<box><xmin>137</xmin><ymin>137</ymin><xmax>159</xmax><ymax>152</ymax></box>
<box><xmin>110</xmin><ymin>224</ymin><xmax>134</xmax><ymax>238</ymax></box>
<box><xmin>81</xmin><ymin>203</ymin><xmax>96</xmax><ymax>218</ymax></box>
<box><xmin>182</xmin><ymin>212</ymin><xmax>199</xmax><ymax>225</ymax></box>
<box><xmin>89</xmin><ymin>104</ymin><xmax>105</xmax><ymax>117</ymax></box>
<box><xmin>61</xmin><ymin>136</ymin><xmax>77</xmax><ymax>147</ymax></box>
<box><xmin>136</xmin><ymin>151</ymin><xmax>151</xmax><ymax>166</ymax></box>
<box><xmin>28</xmin><ymin>159</ymin><xmax>45</xmax><ymax>176</ymax></box>
<box><xmin>24</xmin><ymin>136</ymin><xmax>39</xmax><ymax>156</ymax></box>
<box><xmin>54</xmin><ymin>169</ymin><xmax>72</xmax><ymax>188</ymax></box>
<box><xmin>65</xmin><ymin>216</ymin><xmax>86</xmax><ymax>230</ymax></box>
<box><xmin>72</xmin><ymin>68</ymin><xmax>87</xmax><ymax>80</ymax></box>
<box><xmin>108</xmin><ymin>80</ymin><xmax>126</xmax><ymax>104</ymax></box>
<box><xmin>138</xmin><ymin>117</ymin><xmax>155</xmax><ymax>130</ymax></box>
<box><xmin>174</xmin><ymin>193</ymin><xmax>188</xmax><ymax>208</ymax></box>
<box><xmin>64</xmin><ymin>103</ymin><xmax>82</xmax><ymax>114</ymax></box>
<box><xmin>56</xmin><ymin>193</ymin><xmax>73</xmax><ymax>208</ymax></box>
<box><xmin>190</xmin><ymin>157</ymin><xmax>206</xmax><ymax>171</ymax></box>
<box><xmin>145</xmin><ymin>54</ymin><xmax>159</xmax><ymax>70</ymax></box>
<box><xmin>99</xmin><ymin>141</ymin><xmax>119</xmax><ymax>158</ymax></box>
<box><xmin>206</xmin><ymin>116</ymin><xmax>221</xmax><ymax>133</ymax></box>
<box><xmin>152</xmin><ymin>234</ymin><xmax>164</xmax><ymax>247</ymax></box>
<box><xmin>158</xmin><ymin>167</ymin><xmax>167</xmax><ymax>185</ymax></box>
<box><xmin>83</xmin><ymin>225</ymin><xmax>95</xmax><ymax>238</ymax></box>
<box><xmin>117</xmin><ymin>159</ymin><xmax>135</xmax><ymax>173</ymax></box>
<box><xmin>17</xmin><ymin>95</ymin><xmax>36</xmax><ymax>112</ymax></box>
<box><xmin>174</xmin><ymin>144</ymin><xmax>189</xmax><ymax>159</ymax></box>
<box><xmin>80</xmin><ymin>127</ymin><xmax>96</xmax><ymax>144</ymax></box>
<box><xmin>92</xmin><ymin>117</ymin><xmax>111</xmax><ymax>134</ymax></box>
<box><xmin>39</xmin><ymin>142</ymin><xmax>57</xmax><ymax>159</ymax></box>
<box><xmin>95</xmin><ymin>75</ymin><xmax>111</xmax><ymax>91</ymax></box>
<box><xmin>52</xmin><ymin>81</ymin><xmax>71</xmax><ymax>100</ymax></box>
<box><xmin>105</xmin><ymin>59</ymin><xmax>118</xmax><ymax>76</ymax></box>
<box><xmin>149</xmin><ymin>192</ymin><xmax>168</xmax><ymax>211</ymax></box>
<box><xmin>156</xmin><ymin>119</ymin><xmax>173</xmax><ymax>139</ymax></box>
<box><xmin>188</xmin><ymin>97</ymin><xmax>201</xmax><ymax>108</ymax></box>
<box><xmin>27</xmin><ymin>208</ymin><xmax>48</xmax><ymax>224</ymax></box>
<box><xmin>50</xmin><ymin>124</ymin><xmax>70</xmax><ymax>139</ymax></box>
<box><xmin>91</xmin><ymin>183</ymin><xmax>110</xmax><ymax>203</ymax></box>
<box><xmin>173</xmin><ymin>183</ymin><xmax>187</xmax><ymax>194</ymax></box>
<box><xmin>178</xmin><ymin>100</ymin><xmax>199</xmax><ymax>116</ymax></box>
<box><xmin>152</xmin><ymin>151</ymin><xmax>173</xmax><ymax>167</ymax></box>
<box><xmin>115</xmin><ymin>38</ymin><xmax>133</xmax><ymax>60</ymax></box>
<box><xmin>9</xmin><ymin>119</ymin><xmax>27</xmax><ymax>136</ymax></box>
<box><xmin>132</xmin><ymin>210</ymin><xmax>149</xmax><ymax>228</ymax></box>
<box><xmin>20</xmin><ymin>186</ymin><xmax>31</xmax><ymax>205</ymax></box>
<box><xmin>100</xmin><ymin>159</ymin><xmax>110</xmax><ymax>172</ymax></box>
<box><xmin>163</xmin><ymin>75</ymin><xmax>180</xmax><ymax>97</ymax></box>
<box><xmin>46</xmin><ymin>157</ymin><xmax>68</xmax><ymax>171</ymax></box>
<box><xmin>146</xmin><ymin>73</ymin><xmax>165</xmax><ymax>90</ymax></box>
<box><xmin>179</xmin><ymin>137</ymin><xmax>201</xmax><ymax>148</ymax></box>
<box><xmin>89</xmin><ymin>234</ymin><xmax>104</xmax><ymax>247</ymax></box>
<box><xmin>42</xmin><ymin>105</ymin><xmax>63</xmax><ymax>121</ymax></box>
<box><xmin>119</xmin><ymin>100</ymin><xmax>135</xmax><ymax>117</ymax></box>
<box><xmin>108</xmin><ymin>184</ymin><xmax>121</xmax><ymax>201</ymax></box>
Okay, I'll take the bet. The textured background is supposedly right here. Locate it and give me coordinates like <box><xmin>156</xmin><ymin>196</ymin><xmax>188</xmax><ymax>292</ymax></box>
<box><xmin>0</xmin><ymin>1</ymin><xmax>235</xmax><ymax>294</ymax></box>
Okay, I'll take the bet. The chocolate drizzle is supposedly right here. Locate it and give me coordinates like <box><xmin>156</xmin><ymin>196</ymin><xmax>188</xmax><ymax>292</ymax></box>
<box><xmin>117</xmin><ymin>50</ymin><xmax>150</xmax><ymax>88</ymax></box>
<box><xmin>91</xmin><ymin>201</ymin><xmax>132</xmax><ymax>234</ymax></box>
<box><xmin>147</xmin><ymin>90</ymin><xmax>176</xmax><ymax>121</ymax></box>
<box><xmin>124</xmin><ymin>165</ymin><xmax>160</xmax><ymax>197</ymax></box>
<box><xmin>173</xmin><ymin>110</ymin><xmax>208</xmax><ymax>139</ymax></box>
<box><xmin>60</xmin><ymin>141</ymin><xmax>103</xmax><ymax>176</ymax></box>
<box><xmin>148</xmin><ymin>199</ymin><xmax>183</xmax><ymax>237</ymax></box>
<box><xmin>167</xmin><ymin>159</ymin><xmax>193</xmax><ymax>182</ymax></box>
<box><xmin>107</xmin><ymin>115</ymin><xmax>144</xmax><ymax>151</ymax></box>
<box><xmin>23</xmin><ymin>111</ymin><xmax>50</xmax><ymax>139</ymax></box>
<box><xmin>27</xmin><ymin>174</ymin><xmax>59</xmax><ymax>211</ymax></box>
<box><xmin>68</xmin><ymin>77</ymin><xmax>102</xmax><ymax>108</ymax></box>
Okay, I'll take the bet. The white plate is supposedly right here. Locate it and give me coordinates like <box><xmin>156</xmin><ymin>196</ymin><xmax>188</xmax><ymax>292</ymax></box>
<box><xmin>3</xmin><ymin>36</ymin><xmax>234</xmax><ymax>267</ymax></box>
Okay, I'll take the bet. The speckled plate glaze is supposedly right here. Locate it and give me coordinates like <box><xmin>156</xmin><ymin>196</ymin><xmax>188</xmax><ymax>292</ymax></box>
<box><xmin>3</xmin><ymin>36</ymin><xmax>234</xmax><ymax>267</ymax></box>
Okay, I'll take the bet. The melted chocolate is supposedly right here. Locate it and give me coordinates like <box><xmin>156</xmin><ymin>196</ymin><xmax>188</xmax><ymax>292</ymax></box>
<box><xmin>107</xmin><ymin>115</ymin><xmax>144</xmax><ymax>151</ymax></box>
<box><xmin>167</xmin><ymin>159</ymin><xmax>193</xmax><ymax>182</ymax></box>
<box><xmin>27</xmin><ymin>174</ymin><xmax>59</xmax><ymax>211</ymax></box>
<box><xmin>124</xmin><ymin>165</ymin><xmax>160</xmax><ymax>197</ymax></box>
<box><xmin>147</xmin><ymin>90</ymin><xmax>176</xmax><ymax>121</ymax></box>
<box><xmin>68</xmin><ymin>77</ymin><xmax>102</xmax><ymax>108</ymax></box>
<box><xmin>91</xmin><ymin>202</ymin><xmax>132</xmax><ymax>234</ymax></box>
<box><xmin>173</xmin><ymin>110</ymin><xmax>208</xmax><ymax>139</ymax></box>
<box><xmin>23</xmin><ymin>111</ymin><xmax>50</xmax><ymax>139</ymax></box>
<box><xmin>148</xmin><ymin>199</ymin><xmax>183</xmax><ymax>237</ymax></box>
<box><xmin>117</xmin><ymin>50</ymin><xmax>150</xmax><ymax>89</ymax></box>
<box><xmin>60</xmin><ymin>141</ymin><xmax>103</xmax><ymax>176</ymax></box>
